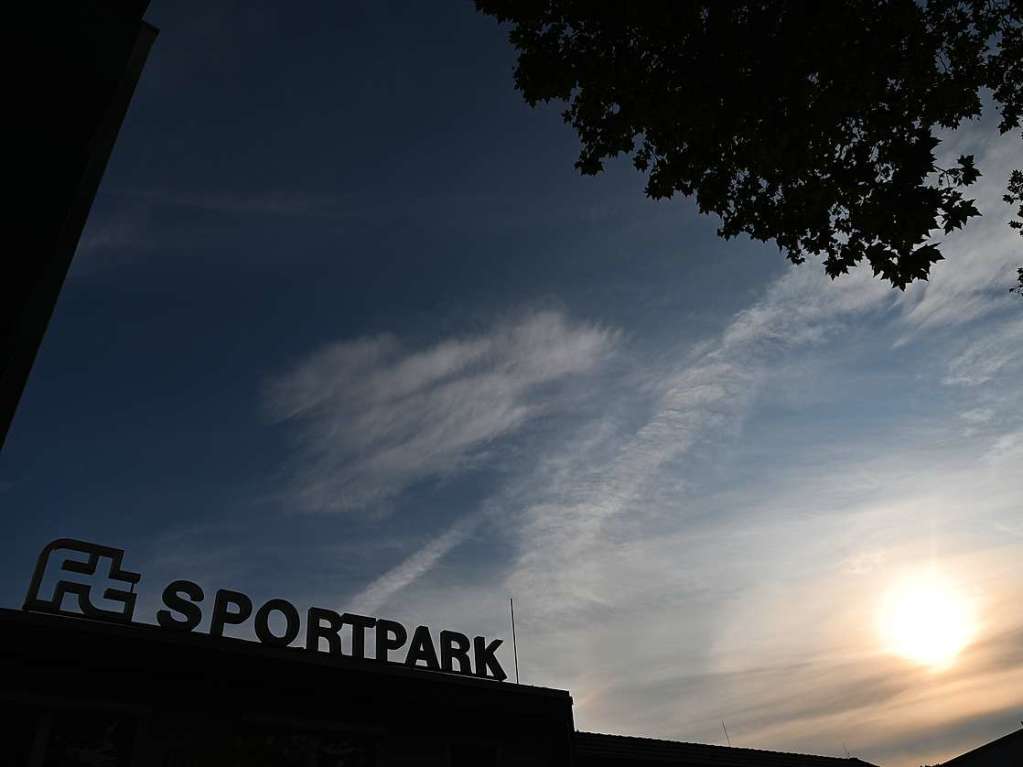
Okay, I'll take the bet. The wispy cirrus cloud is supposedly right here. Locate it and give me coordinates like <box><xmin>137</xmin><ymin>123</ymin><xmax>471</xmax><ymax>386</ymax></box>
<box><xmin>266</xmin><ymin>310</ymin><xmax>619</xmax><ymax>512</ymax></box>
<box><xmin>899</xmin><ymin>127</ymin><xmax>1022</xmax><ymax>331</ymax></box>
<box><xmin>505</xmin><ymin>266</ymin><xmax>893</xmax><ymax>619</ymax></box>
<box><xmin>943</xmin><ymin>316</ymin><xmax>1023</xmax><ymax>386</ymax></box>
<box><xmin>352</xmin><ymin>265</ymin><xmax>892</xmax><ymax>621</ymax></box>
<box><xmin>352</xmin><ymin>512</ymin><xmax>486</xmax><ymax>614</ymax></box>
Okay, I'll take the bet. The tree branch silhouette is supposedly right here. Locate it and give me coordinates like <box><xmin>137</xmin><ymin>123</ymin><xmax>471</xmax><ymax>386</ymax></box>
<box><xmin>477</xmin><ymin>0</ymin><xmax>1023</xmax><ymax>294</ymax></box>
<box><xmin>1007</xmin><ymin>169</ymin><xmax>1023</xmax><ymax>296</ymax></box>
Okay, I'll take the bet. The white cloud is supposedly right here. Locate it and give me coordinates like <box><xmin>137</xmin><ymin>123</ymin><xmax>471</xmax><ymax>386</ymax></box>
<box><xmin>505</xmin><ymin>266</ymin><xmax>892</xmax><ymax>618</ymax></box>
<box><xmin>352</xmin><ymin>512</ymin><xmax>486</xmax><ymax>614</ymax></box>
<box><xmin>943</xmin><ymin>316</ymin><xmax>1023</xmax><ymax>386</ymax></box>
<box><xmin>267</xmin><ymin>310</ymin><xmax>619</xmax><ymax>512</ymax></box>
<box><xmin>898</xmin><ymin>128</ymin><xmax>1022</xmax><ymax>331</ymax></box>
<box><xmin>71</xmin><ymin>200</ymin><xmax>153</xmax><ymax>275</ymax></box>
<box><xmin>356</xmin><ymin>265</ymin><xmax>895</xmax><ymax>622</ymax></box>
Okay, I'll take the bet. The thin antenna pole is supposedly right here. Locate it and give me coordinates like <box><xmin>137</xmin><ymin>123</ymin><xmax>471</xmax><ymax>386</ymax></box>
<box><xmin>722</xmin><ymin>721</ymin><xmax>731</xmax><ymax>747</ymax></box>
<box><xmin>509</xmin><ymin>597</ymin><xmax>520</xmax><ymax>684</ymax></box>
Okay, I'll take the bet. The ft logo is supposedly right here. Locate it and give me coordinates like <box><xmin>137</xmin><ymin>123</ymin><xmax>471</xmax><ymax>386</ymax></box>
<box><xmin>23</xmin><ymin>538</ymin><xmax>141</xmax><ymax>624</ymax></box>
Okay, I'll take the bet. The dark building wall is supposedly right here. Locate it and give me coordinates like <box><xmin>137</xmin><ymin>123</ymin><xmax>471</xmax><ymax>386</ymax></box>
<box><xmin>3</xmin><ymin>2</ymin><xmax>157</xmax><ymax>448</ymax></box>
<box><xmin>0</xmin><ymin>609</ymin><xmax>575</xmax><ymax>767</ymax></box>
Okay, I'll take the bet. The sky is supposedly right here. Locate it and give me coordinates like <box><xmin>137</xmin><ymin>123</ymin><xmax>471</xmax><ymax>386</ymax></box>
<box><xmin>3</xmin><ymin>2</ymin><xmax>1022</xmax><ymax>765</ymax></box>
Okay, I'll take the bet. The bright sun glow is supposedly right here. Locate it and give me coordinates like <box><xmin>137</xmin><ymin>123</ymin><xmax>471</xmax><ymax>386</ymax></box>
<box><xmin>878</xmin><ymin>568</ymin><xmax>977</xmax><ymax>669</ymax></box>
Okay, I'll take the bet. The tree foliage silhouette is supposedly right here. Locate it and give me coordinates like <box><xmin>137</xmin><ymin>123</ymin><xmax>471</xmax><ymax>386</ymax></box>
<box><xmin>1008</xmin><ymin>170</ymin><xmax>1023</xmax><ymax>295</ymax></box>
<box><xmin>476</xmin><ymin>0</ymin><xmax>1023</xmax><ymax>292</ymax></box>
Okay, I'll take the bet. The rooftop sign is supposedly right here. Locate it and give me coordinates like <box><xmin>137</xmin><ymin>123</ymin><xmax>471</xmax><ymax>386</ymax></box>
<box><xmin>23</xmin><ymin>538</ymin><xmax>507</xmax><ymax>681</ymax></box>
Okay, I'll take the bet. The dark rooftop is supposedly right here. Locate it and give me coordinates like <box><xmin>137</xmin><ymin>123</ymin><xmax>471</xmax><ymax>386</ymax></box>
<box><xmin>575</xmin><ymin>731</ymin><xmax>880</xmax><ymax>767</ymax></box>
<box><xmin>936</xmin><ymin>726</ymin><xmax>1023</xmax><ymax>766</ymax></box>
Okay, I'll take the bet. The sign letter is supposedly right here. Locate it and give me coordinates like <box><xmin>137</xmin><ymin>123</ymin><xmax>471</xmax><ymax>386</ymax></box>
<box><xmin>210</xmin><ymin>589</ymin><xmax>252</xmax><ymax>637</ymax></box>
<box><xmin>473</xmin><ymin>636</ymin><xmax>507</xmax><ymax>681</ymax></box>
<box><xmin>157</xmin><ymin>579</ymin><xmax>204</xmax><ymax>631</ymax></box>
<box><xmin>375</xmin><ymin>618</ymin><xmax>407</xmax><ymax>662</ymax></box>
<box><xmin>440</xmin><ymin>630</ymin><xmax>472</xmax><ymax>674</ymax></box>
<box><xmin>254</xmin><ymin>598</ymin><xmax>300</xmax><ymax>647</ymax></box>
<box><xmin>341</xmin><ymin>613</ymin><xmax>377</xmax><ymax>659</ymax></box>
<box><xmin>405</xmin><ymin>625</ymin><xmax>440</xmax><ymax>670</ymax></box>
<box><xmin>307</xmin><ymin>607</ymin><xmax>344</xmax><ymax>654</ymax></box>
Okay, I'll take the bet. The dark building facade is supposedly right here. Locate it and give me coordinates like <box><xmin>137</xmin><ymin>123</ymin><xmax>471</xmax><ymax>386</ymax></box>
<box><xmin>1</xmin><ymin>609</ymin><xmax>882</xmax><ymax>767</ymax></box>
<box><xmin>1</xmin><ymin>609</ymin><xmax>574</xmax><ymax>766</ymax></box>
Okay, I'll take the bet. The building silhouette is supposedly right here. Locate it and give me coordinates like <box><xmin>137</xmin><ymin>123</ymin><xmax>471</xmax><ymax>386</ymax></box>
<box><xmin>2</xmin><ymin>1</ymin><xmax>156</xmax><ymax>449</ymax></box>
<box><xmin>576</xmin><ymin>733</ymin><xmax>879</xmax><ymax>767</ymax></box>
<box><xmin>930</xmin><ymin>726</ymin><xmax>1023</xmax><ymax>767</ymax></box>
<box><xmin>2</xmin><ymin>608</ymin><xmax>881</xmax><ymax>767</ymax></box>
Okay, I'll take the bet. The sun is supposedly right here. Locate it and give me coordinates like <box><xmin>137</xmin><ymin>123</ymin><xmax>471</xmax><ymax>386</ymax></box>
<box><xmin>877</xmin><ymin>568</ymin><xmax>977</xmax><ymax>669</ymax></box>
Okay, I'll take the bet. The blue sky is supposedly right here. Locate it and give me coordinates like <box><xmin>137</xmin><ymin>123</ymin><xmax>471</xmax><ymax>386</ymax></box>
<box><xmin>3</xmin><ymin>3</ymin><xmax>1022</xmax><ymax>765</ymax></box>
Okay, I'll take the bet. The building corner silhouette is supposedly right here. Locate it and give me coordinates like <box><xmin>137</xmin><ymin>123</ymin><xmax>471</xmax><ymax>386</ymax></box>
<box><xmin>2</xmin><ymin>1</ymin><xmax>157</xmax><ymax>450</ymax></box>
